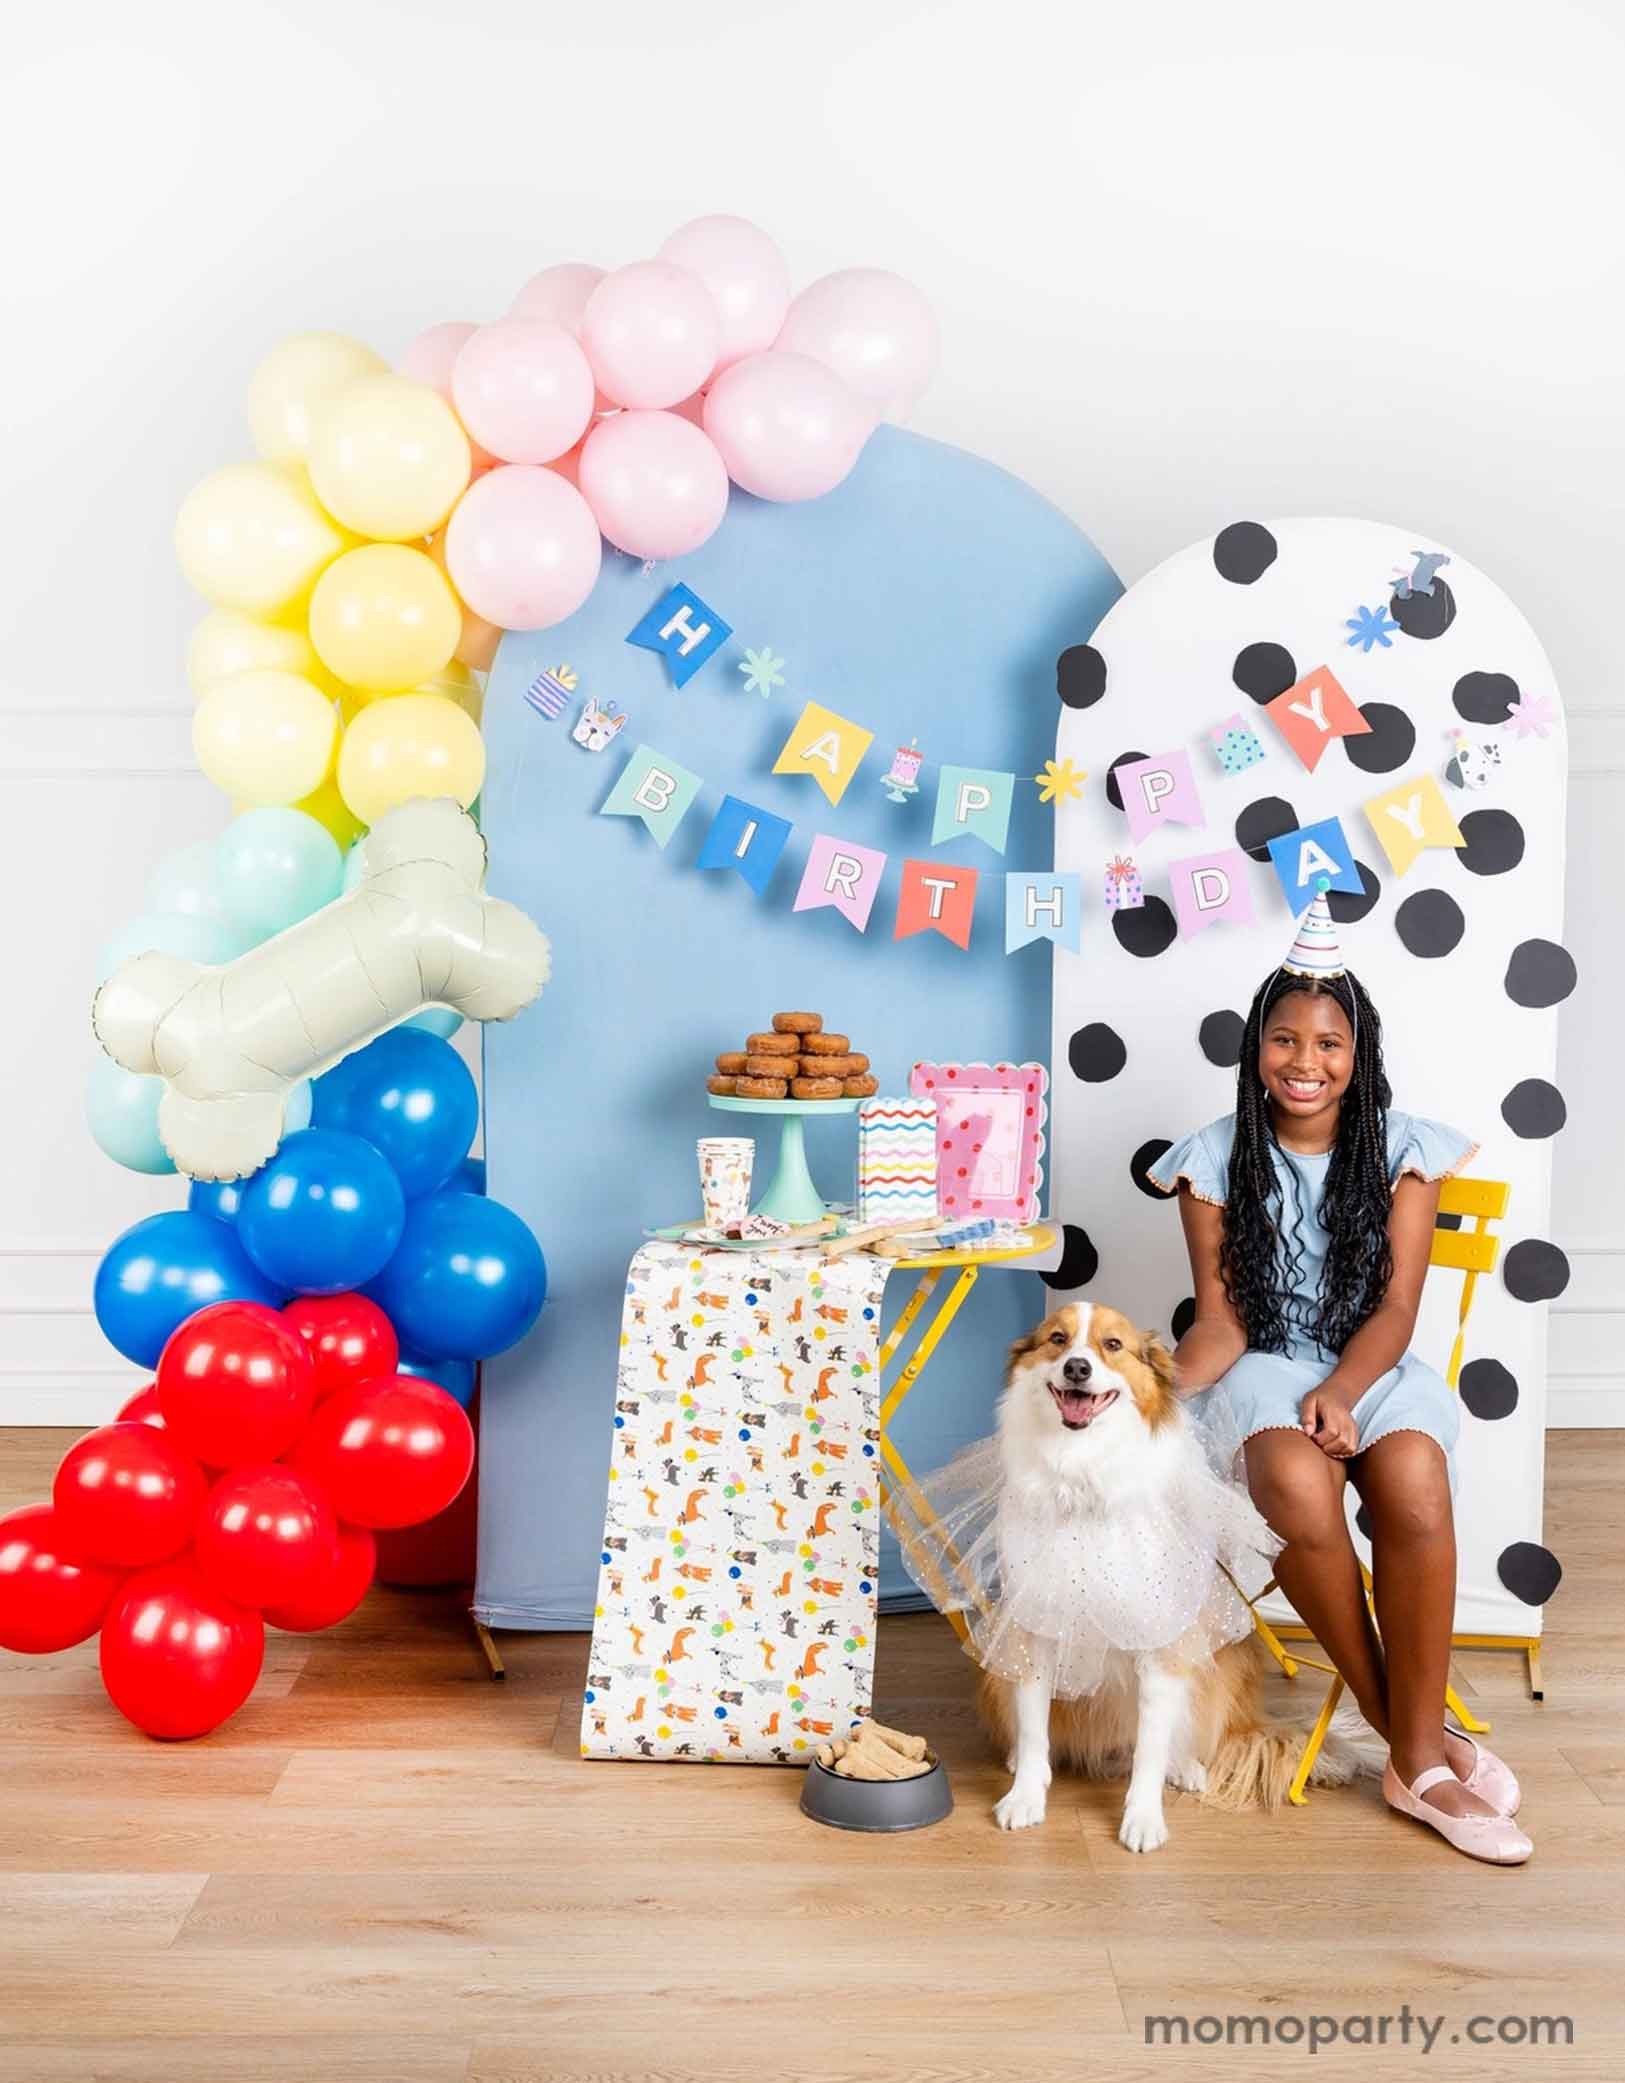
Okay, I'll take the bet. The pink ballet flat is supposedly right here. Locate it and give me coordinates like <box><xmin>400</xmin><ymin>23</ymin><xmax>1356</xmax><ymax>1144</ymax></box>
<box><xmin>1383</xmin><ymin>1761</ymin><xmax>1532</xmax><ymax>1865</ymax></box>
<box><xmin>1447</xmin><ymin>1727</ymin><xmax>1522</xmax><ymax>1816</ymax></box>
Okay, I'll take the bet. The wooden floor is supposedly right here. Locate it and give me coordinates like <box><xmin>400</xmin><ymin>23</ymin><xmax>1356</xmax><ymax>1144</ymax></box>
<box><xmin>2</xmin><ymin>1428</ymin><xmax>1622</xmax><ymax>2083</ymax></box>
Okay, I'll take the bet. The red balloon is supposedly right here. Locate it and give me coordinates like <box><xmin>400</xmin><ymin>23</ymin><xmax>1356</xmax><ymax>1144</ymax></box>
<box><xmin>263</xmin><ymin>1522</ymin><xmax>376</xmax><ymax>1632</ymax></box>
<box><xmin>157</xmin><ymin>1302</ymin><xmax>316</xmax><ymax>1466</ymax></box>
<box><xmin>116</xmin><ymin>1384</ymin><xmax>165</xmax><ymax>1428</ymax></box>
<box><xmin>291</xmin><ymin>1375</ymin><xmax>474</xmax><ymax>1530</ymax></box>
<box><xmin>0</xmin><ymin>1502</ymin><xmax>127</xmax><ymax>1653</ymax></box>
<box><xmin>52</xmin><ymin>1422</ymin><xmax>206</xmax><ymax>1569</ymax></box>
<box><xmin>281</xmin><ymin>1293</ymin><xmax>398</xmax><ymax>1404</ymax></box>
<box><xmin>99</xmin><ymin>1558</ymin><xmax>264</xmax><ymax>1739</ymax></box>
<box><xmin>194</xmin><ymin>1465</ymin><xmax>337</xmax><ymax>1609</ymax></box>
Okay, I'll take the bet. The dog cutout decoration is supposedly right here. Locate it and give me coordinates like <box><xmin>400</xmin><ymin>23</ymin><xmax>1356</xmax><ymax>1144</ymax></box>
<box><xmin>93</xmin><ymin>797</ymin><xmax>550</xmax><ymax>1181</ymax></box>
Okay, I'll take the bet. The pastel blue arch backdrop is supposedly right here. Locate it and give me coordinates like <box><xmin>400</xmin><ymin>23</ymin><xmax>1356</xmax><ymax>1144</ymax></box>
<box><xmin>476</xmin><ymin>425</ymin><xmax>1119</xmax><ymax>1629</ymax></box>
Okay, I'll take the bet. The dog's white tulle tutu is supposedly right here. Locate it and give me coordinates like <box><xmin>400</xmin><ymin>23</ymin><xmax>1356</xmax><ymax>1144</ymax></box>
<box><xmin>893</xmin><ymin>1417</ymin><xmax>1283</xmax><ymax>1699</ymax></box>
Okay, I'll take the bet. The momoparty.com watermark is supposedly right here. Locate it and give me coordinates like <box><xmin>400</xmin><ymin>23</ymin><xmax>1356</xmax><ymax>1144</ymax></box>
<box><xmin>1145</xmin><ymin>2007</ymin><xmax>1575</xmax><ymax>2054</ymax></box>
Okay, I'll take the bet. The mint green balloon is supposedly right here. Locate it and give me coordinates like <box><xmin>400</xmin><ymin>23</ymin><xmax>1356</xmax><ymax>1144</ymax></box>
<box><xmin>96</xmin><ymin>909</ymin><xmax>241</xmax><ymax>982</ymax></box>
<box><xmin>85</xmin><ymin>1058</ymin><xmax>174</xmax><ymax>1174</ymax></box>
<box><xmin>342</xmin><ymin>840</ymin><xmax>369</xmax><ymax>893</ymax></box>
<box><xmin>405</xmin><ymin>1007</ymin><xmax>463</xmax><ymax>1039</ymax></box>
<box><xmin>215</xmin><ymin>809</ymin><xmax>343</xmax><ymax>939</ymax></box>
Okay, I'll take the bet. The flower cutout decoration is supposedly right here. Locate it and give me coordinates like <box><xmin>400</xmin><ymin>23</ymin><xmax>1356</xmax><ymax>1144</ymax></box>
<box><xmin>1035</xmin><ymin>757</ymin><xmax>1087</xmax><ymax>804</ymax></box>
<box><xmin>738</xmin><ymin>646</ymin><xmax>786</xmax><ymax>699</ymax></box>
<box><xmin>1504</xmin><ymin>691</ymin><xmax>1557</xmax><ymax>740</ymax></box>
<box><xmin>1345</xmin><ymin>603</ymin><xmax>1399</xmax><ymax>653</ymax></box>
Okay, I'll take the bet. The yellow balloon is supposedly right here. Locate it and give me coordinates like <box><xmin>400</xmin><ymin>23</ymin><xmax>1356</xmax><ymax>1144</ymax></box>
<box><xmin>292</xmin><ymin>764</ymin><xmax>367</xmax><ymax>850</ymax></box>
<box><xmin>308</xmin><ymin>544</ymin><xmax>461</xmax><ymax>691</ymax></box>
<box><xmin>193</xmin><ymin>670</ymin><xmax>338</xmax><ymax>807</ymax></box>
<box><xmin>307</xmin><ymin>374</ymin><xmax>471</xmax><ymax>541</ymax></box>
<box><xmin>176</xmin><ymin>463</ymin><xmax>351</xmax><ymax>617</ymax></box>
<box><xmin>337</xmin><ymin>659</ymin><xmax>485</xmax><ymax>728</ymax></box>
<box><xmin>337</xmin><ymin>692</ymin><xmax>486</xmax><ymax>825</ymax></box>
<box><xmin>247</xmin><ymin>332</ymin><xmax>388</xmax><ymax>464</ymax></box>
<box><xmin>186</xmin><ymin>607</ymin><xmax>347</xmax><ymax>702</ymax></box>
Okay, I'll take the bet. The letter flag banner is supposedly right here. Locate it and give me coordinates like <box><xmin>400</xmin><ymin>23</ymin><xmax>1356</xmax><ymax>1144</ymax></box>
<box><xmin>599</xmin><ymin>743</ymin><xmax>703</xmax><ymax>848</ymax></box>
<box><xmin>792</xmin><ymin>834</ymin><xmax>887</xmax><ymax>932</ymax></box>
<box><xmin>895</xmin><ymin>859</ymin><xmax>978</xmax><ymax>948</ymax></box>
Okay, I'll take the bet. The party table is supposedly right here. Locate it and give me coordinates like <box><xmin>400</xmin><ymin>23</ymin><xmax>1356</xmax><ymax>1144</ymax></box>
<box><xmin>578</xmin><ymin>1224</ymin><xmax>1054</xmax><ymax>1765</ymax></box>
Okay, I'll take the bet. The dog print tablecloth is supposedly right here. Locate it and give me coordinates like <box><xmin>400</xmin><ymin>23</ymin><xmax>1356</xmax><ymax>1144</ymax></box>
<box><xmin>580</xmin><ymin>1241</ymin><xmax>891</xmax><ymax>1765</ymax></box>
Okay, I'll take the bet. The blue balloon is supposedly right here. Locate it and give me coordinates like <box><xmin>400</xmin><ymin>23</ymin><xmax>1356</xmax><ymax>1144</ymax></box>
<box><xmin>451</xmin><ymin>1156</ymin><xmax>486</xmax><ymax>1195</ymax></box>
<box><xmin>313</xmin><ymin>1029</ymin><xmax>478</xmax><ymax>1199</ymax></box>
<box><xmin>93</xmin><ymin>1210</ymin><xmax>284</xmax><ymax>1367</ymax></box>
<box><xmin>405</xmin><ymin>1007</ymin><xmax>463</xmax><ymax>1041</ymax></box>
<box><xmin>397</xmin><ymin>1346</ymin><xmax>478</xmax><ymax>1408</ymax></box>
<box><xmin>188</xmin><ymin>1177</ymin><xmax>245</xmax><ymax>1223</ymax></box>
<box><xmin>366</xmin><ymin>1191</ymin><xmax>545</xmax><ymax>1360</ymax></box>
<box><xmin>237</xmin><ymin>1128</ymin><xmax>406</xmax><ymax>1297</ymax></box>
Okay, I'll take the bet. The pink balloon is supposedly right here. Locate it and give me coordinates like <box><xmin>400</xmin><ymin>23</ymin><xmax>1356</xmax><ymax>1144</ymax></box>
<box><xmin>510</xmin><ymin>262</ymin><xmax>604</xmax><ymax>332</ymax></box>
<box><xmin>444</xmin><ymin>464</ymin><xmax>602</xmax><ymax>630</ymax></box>
<box><xmin>581</xmin><ymin>262</ymin><xmax>721</xmax><ymax>411</ymax></box>
<box><xmin>578</xmin><ymin>411</ymin><xmax>729</xmax><ymax>561</ymax></box>
<box><xmin>775</xmin><ymin>268</ymin><xmax>939</xmax><ymax>423</ymax></box>
<box><xmin>657</xmin><ymin>215</ymin><xmax>790</xmax><ymax>376</ymax></box>
<box><xmin>702</xmin><ymin>351</ymin><xmax>871</xmax><ymax>503</ymax></box>
<box><xmin>399</xmin><ymin>320</ymin><xmax>496</xmax><ymax>469</ymax></box>
<box><xmin>451</xmin><ymin>320</ymin><xmax>595</xmax><ymax>466</ymax></box>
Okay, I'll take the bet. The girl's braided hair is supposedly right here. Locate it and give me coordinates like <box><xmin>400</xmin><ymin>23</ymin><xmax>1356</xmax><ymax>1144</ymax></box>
<box><xmin>1220</xmin><ymin>967</ymin><xmax>1393</xmax><ymax>1356</ymax></box>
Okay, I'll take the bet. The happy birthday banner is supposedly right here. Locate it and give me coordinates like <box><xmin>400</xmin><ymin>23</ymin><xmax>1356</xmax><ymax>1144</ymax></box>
<box><xmin>592</xmin><ymin>588</ymin><xmax>1470</xmax><ymax>954</ymax></box>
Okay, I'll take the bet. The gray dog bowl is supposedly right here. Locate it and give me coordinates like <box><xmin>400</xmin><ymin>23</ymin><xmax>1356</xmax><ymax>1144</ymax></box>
<box><xmin>799</xmin><ymin>1755</ymin><xmax>953</xmax><ymax>1832</ymax></box>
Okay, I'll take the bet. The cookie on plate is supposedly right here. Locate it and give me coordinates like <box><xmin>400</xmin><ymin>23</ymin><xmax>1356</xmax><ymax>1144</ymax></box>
<box><xmin>842</xmin><ymin>1074</ymin><xmax>879</xmax><ymax>1098</ymax></box>
<box><xmin>801</xmin><ymin>1032</ymin><xmax>850</xmax><ymax>1056</ymax></box>
<box><xmin>745</xmin><ymin>1032</ymin><xmax>799</xmax><ymax>1056</ymax></box>
<box><xmin>734</xmin><ymin>1075</ymin><xmax>789</xmax><ymax>1099</ymax></box>
<box><xmin>791</xmin><ymin>1075</ymin><xmax>843</xmax><ymax>1100</ymax></box>
<box><xmin>707</xmin><ymin>1075</ymin><xmax>738</xmax><ymax>1096</ymax></box>
<box><xmin>771</xmin><ymin>1011</ymin><xmax>823</xmax><ymax>1035</ymax></box>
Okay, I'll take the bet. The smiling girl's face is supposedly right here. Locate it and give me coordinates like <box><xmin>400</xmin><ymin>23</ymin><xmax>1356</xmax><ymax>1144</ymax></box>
<box><xmin>1258</xmin><ymin>987</ymin><xmax>1354</xmax><ymax>1134</ymax></box>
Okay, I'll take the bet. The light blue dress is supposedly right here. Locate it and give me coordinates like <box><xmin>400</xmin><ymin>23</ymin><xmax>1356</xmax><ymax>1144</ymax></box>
<box><xmin>1147</xmin><ymin>1111</ymin><xmax>1479</xmax><ymax>1485</ymax></box>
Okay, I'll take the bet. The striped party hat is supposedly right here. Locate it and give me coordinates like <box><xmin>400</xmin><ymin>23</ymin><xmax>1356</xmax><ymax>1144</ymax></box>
<box><xmin>1279</xmin><ymin>886</ymin><xmax>1345</xmax><ymax>979</ymax></box>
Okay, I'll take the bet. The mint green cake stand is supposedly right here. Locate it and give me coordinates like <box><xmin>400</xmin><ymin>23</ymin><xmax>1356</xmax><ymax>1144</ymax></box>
<box><xmin>706</xmin><ymin>1095</ymin><xmax>860</xmax><ymax>1224</ymax></box>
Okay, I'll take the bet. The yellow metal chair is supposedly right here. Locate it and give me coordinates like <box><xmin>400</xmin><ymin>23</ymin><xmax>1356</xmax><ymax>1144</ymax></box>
<box><xmin>1238</xmin><ymin>1175</ymin><xmax>1535</xmax><ymax>1804</ymax></box>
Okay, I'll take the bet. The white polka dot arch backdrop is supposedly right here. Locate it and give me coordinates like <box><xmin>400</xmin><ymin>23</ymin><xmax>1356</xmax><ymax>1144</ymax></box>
<box><xmin>1047</xmin><ymin>517</ymin><xmax>1570</xmax><ymax>1639</ymax></box>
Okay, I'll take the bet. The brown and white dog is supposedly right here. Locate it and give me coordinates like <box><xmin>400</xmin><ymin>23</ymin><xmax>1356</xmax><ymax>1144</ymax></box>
<box><xmin>983</xmin><ymin>1301</ymin><xmax>1375</xmax><ymax>1851</ymax></box>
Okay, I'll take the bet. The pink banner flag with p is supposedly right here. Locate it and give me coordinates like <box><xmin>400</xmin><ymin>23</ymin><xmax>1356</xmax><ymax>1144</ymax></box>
<box><xmin>792</xmin><ymin>834</ymin><xmax>887</xmax><ymax>933</ymax></box>
<box><xmin>895</xmin><ymin>859</ymin><xmax>978</xmax><ymax>949</ymax></box>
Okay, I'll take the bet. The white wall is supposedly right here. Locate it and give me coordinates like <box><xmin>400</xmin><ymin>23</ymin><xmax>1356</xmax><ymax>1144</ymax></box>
<box><xmin>4</xmin><ymin>0</ymin><xmax>1621</xmax><ymax>1422</ymax></box>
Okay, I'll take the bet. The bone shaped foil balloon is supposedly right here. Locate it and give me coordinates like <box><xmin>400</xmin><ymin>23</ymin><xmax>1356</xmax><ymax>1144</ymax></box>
<box><xmin>93</xmin><ymin>798</ymin><xmax>550</xmax><ymax>1181</ymax></box>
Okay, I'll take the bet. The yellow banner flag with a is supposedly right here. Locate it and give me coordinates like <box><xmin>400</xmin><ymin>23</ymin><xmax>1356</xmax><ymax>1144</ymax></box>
<box><xmin>772</xmin><ymin>701</ymin><xmax>874</xmax><ymax>807</ymax></box>
<box><xmin>1362</xmin><ymin>771</ymin><xmax>1465</xmax><ymax>877</ymax></box>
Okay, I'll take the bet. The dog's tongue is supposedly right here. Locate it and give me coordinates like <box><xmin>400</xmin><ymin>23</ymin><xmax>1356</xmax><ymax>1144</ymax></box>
<box><xmin>1058</xmin><ymin>1388</ymin><xmax>1097</xmax><ymax>1427</ymax></box>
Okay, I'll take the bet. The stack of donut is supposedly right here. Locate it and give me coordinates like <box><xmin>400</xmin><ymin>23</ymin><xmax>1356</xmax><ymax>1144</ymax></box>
<box><xmin>708</xmin><ymin>1013</ymin><xmax>878</xmax><ymax>1101</ymax></box>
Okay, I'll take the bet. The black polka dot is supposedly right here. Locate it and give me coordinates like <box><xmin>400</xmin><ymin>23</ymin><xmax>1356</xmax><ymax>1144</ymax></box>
<box><xmin>1503</xmin><ymin>1238</ymin><xmax>1570</xmax><ymax>1303</ymax></box>
<box><xmin>1232</xmin><ymin>642</ymin><xmax>1297</xmax><ymax>703</ymax></box>
<box><xmin>1327</xmin><ymin>860</ymin><xmax>1382</xmax><ymax>924</ymax></box>
<box><xmin>1057</xmin><ymin>644</ymin><xmax>1107</xmax><ymax>710</ymax></box>
<box><xmin>1457</xmin><ymin>807</ymin><xmax>1525</xmax><ymax>877</ymax></box>
<box><xmin>1042</xmin><ymin>1223</ymin><xmax>1099</xmax><ymax>1291</ymax></box>
<box><xmin>1171</xmin><ymin>1296</ymin><xmax>1196</xmax><ymax>1342</ymax></box>
<box><xmin>1452</xmin><ymin>671</ymin><xmax>1519</xmax><ymax>726</ymax></box>
<box><xmin>1235</xmin><ymin>795</ymin><xmax>1298</xmax><ymax>864</ymax></box>
<box><xmin>1505</xmin><ymin>939</ymin><xmax>1577</xmax><ymax>1009</ymax></box>
<box><xmin>1198</xmin><ymin>1010</ymin><xmax>1245</xmax><ymax>1068</ymax></box>
<box><xmin>1497</xmin><ymin>1541</ymin><xmax>1563</xmax><ymax>1607</ymax></box>
<box><xmin>1501</xmin><ymin>1078</ymin><xmax>1566</xmax><ymax>1139</ymax></box>
<box><xmin>1459</xmin><ymin>1359</ymin><xmax>1519</xmax><ymax>1422</ymax></box>
<box><xmin>1435</xmin><ymin>1211</ymin><xmax>1463</xmax><ymax>1231</ymax></box>
<box><xmin>1354</xmin><ymin>1503</ymin><xmax>1373</xmax><ymax>1542</ymax></box>
<box><xmin>1069</xmin><ymin>1023</ymin><xmax>1127</xmax><ymax>1082</ymax></box>
<box><xmin>1343</xmin><ymin>702</ymin><xmax>1415</xmax><ymax>775</ymax></box>
<box><xmin>1394</xmin><ymin>888</ymin><xmax>1464</xmax><ymax>958</ymax></box>
<box><xmin>1213</xmin><ymin>522</ymin><xmax>1277</xmax><ymax>585</ymax></box>
<box><xmin>1112</xmin><ymin>896</ymin><xmax>1178</xmax><ymax>958</ymax></box>
<box><xmin>1390</xmin><ymin>580</ymin><xmax>1456</xmax><ymax>640</ymax></box>
<box><xmin>1131</xmin><ymin>1138</ymin><xmax>1174</xmax><ymax>1200</ymax></box>
<box><xmin>1105</xmin><ymin>750</ymin><xmax>1149</xmax><ymax>813</ymax></box>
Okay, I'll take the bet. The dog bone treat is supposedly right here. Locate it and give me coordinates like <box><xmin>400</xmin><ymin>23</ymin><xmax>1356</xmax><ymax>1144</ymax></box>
<box><xmin>860</xmin><ymin>1716</ymin><xmax>928</xmax><ymax>1762</ymax></box>
<box><xmin>745</xmin><ymin>1053</ymin><xmax>800</xmax><ymax>1079</ymax></box>
<box><xmin>835</xmin><ymin>1742</ymin><xmax>929</xmax><ymax>1782</ymax></box>
<box><xmin>706</xmin><ymin>1075</ymin><xmax>737</xmax><ymax>1096</ymax></box>
<box><xmin>714</xmin><ymin>1051</ymin><xmax>748</xmax><ymax>1075</ymax></box>
<box><xmin>772</xmin><ymin>1011</ymin><xmax>823</xmax><ymax>1035</ymax></box>
<box><xmin>734</xmin><ymin>1074</ymin><xmax>789</xmax><ymax>1099</ymax></box>
<box><xmin>843</xmin><ymin>1074</ymin><xmax>879</xmax><ymax>1098</ymax></box>
<box><xmin>745</xmin><ymin>1032</ymin><xmax>799</xmax><ymax>1056</ymax></box>
<box><xmin>800</xmin><ymin>1031</ymin><xmax>850</xmax><ymax>1056</ymax></box>
<box><xmin>792</xmin><ymin>1075</ymin><xmax>843</xmax><ymax>1100</ymax></box>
